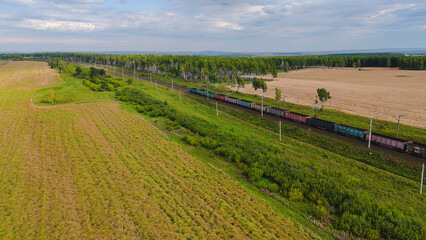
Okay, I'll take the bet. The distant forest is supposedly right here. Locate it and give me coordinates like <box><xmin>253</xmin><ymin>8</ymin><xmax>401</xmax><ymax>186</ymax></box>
<box><xmin>1</xmin><ymin>53</ymin><xmax>425</xmax><ymax>83</ymax></box>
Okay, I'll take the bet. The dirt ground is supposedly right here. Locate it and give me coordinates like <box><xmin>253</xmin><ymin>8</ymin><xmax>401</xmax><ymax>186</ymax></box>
<box><xmin>235</xmin><ymin>68</ymin><xmax>426</xmax><ymax>128</ymax></box>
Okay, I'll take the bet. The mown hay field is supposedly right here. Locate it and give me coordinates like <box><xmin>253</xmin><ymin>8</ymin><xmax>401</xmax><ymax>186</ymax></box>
<box><xmin>236</xmin><ymin>67</ymin><xmax>426</xmax><ymax>128</ymax></box>
<box><xmin>0</xmin><ymin>62</ymin><xmax>310</xmax><ymax>239</ymax></box>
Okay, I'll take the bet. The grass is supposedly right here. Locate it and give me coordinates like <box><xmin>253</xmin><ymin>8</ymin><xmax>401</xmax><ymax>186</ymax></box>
<box><xmin>33</xmin><ymin>74</ymin><xmax>114</xmax><ymax>105</ymax></box>
<box><xmin>119</xmin><ymin>77</ymin><xmax>425</xmax><ymax>239</ymax></box>
<box><xmin>0</xmin><ymin>61</ymin><xmax>317</xmax><ymax>239</ymax></box>
<box><xmin>395</xmin><ymin>75</ymin><xmax>410</xmax><ymax>77</ymax></box>
<box><xmin>230</xmin><ymin>91</ymin><xmax>426</xmax><ymax>144</ymax></box>
<box><xmin>110</xmin><ymin>64</ymin><xmax>426</xmax><ymax>144</ymax></box>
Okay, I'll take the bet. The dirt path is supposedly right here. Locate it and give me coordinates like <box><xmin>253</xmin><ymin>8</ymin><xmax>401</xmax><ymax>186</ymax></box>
<box><xmin>235</xmin><ymin>68</ymin><xmax>426</xmax><ymax>128</ymax></box>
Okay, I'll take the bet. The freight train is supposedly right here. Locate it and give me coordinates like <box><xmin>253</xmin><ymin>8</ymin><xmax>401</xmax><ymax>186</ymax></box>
<box><xmin>189</xmin><ymin>88</ymin><xmax>426</xmax><ymax>158</ymax></box>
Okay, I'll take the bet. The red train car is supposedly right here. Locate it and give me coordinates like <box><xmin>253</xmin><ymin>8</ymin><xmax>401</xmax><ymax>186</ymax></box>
<box><xmin>284</xmin><ymin>111</ymin><xmax>311</xmax><ymax>124</ymax></box>
<box><xmin>214</xmin><ymin>93</ymin><xmax>226</xmax><ymax>101</ymax></box>
<box><xmin>365</xmin><ymin>133</ymin><xmax>408</xmax><ymax>151</ymax></box>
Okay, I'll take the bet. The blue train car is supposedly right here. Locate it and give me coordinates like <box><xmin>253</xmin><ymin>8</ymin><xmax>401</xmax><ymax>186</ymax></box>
<box><xmin>236</xmin><ymin>99</ymin><xmax>252</xmax><ymax>108</ymax></box>
<box><xmin>334</xmin><ymin>124</ymin><xmax>366</xmax><ymax>140</ymax></box>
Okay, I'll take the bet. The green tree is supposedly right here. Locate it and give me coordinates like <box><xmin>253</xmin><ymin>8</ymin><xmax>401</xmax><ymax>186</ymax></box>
<box><xmin>275</xmin><ymin>88</ymin><xmax>281</xmax><ymax>107</ymax></box>
<box><xmin>75</xmin><ymin>66</ymin><xmax>82</xmax><ymax>76</ymax></box>
<box><xmin>317</xmin><ymin>88</ymin><xmax>331</xmax><ymax>111</ymax></box>
<box><xmin>312</xmin><ymin>88</ymin><xmax>331</xmax><ymax>118</ymax></box>
<box><xmin>386</xmin><ymin>57</ymin><xmax>391</xmax><ymax>68</ymax></box>
<box><xmin>283</xmin><ymin>61</ymin><xmax>290</xmax><ymax>72</ymax></box>
<box><xmin>44</xmin><ymin>89</ymin><xmax>57</xmax><ymax>104</ymax></box>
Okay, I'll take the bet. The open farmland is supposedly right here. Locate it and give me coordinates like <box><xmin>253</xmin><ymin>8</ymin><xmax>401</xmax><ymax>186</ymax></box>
<box><xmin>0</xmin><ymin>62</ymin><xmax>311</xmax><ymax>239</ymax></box>
<box><xmin>236</xmin><ymin>67</ymin><xmax>426</xmax><ymax>128</ymax></box>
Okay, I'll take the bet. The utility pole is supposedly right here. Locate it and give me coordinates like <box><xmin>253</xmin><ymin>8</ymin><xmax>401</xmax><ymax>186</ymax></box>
<box><xmin>392</xmin><ymin>115</ymin><xmax>405</xmax><ymax>138</ymax></box>
<box><xmin>133</xmin><ymin>61</ymin><xmax>136</xmax><ymax>79</ymax></box>
<box><xmin>172</xmin><ymin>78</ymin><xmax>174</xmax><ymax>90</ymax></box>
<box><xmin>121</xmin><ymin>64</ymin><xmax>124</xmax><ymax>79</ymax></box>
<box><xmin>179</xmin><ymin>91</ymin><xmax>181</xmax><ymax>102</ymax></box>
<box><xmin>421</xmin><ymin>163</ymin><xmax>424</xmax><ymax>194</ymax></box>
<box><xmin>279</xmin><ymin>121</ymin><xmax>282</xmax><ymax>142</ymax></box>
<box><xmin>261</xmin><ymin>91</ymin><xmax>264</xmax><ymax>116</ymax></box>
<box><xmin>207</xmin><ymin>80</ymin><xmax>209</xmax><ymax>100</ymax></box>
<box><xmin>368</xmin><ymin>118</ymin><xmax>372</xmax><ymax>148</ymax></box>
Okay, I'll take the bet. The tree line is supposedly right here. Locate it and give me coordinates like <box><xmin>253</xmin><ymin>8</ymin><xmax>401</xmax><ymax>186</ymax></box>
<box><xmin>2</xmin><ymin>53</ymin><xmax>424</xmax><ymax>84</ymax></box>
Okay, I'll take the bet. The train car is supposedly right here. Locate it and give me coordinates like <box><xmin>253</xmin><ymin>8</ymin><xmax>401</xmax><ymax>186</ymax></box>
<box><xmin>405</xmin><ymin>142</ymin><xmax>426</xmax><ymax>158</ymax></box>
<box><xmin>224</xmin><ymin>96</ymin><xmax>239</xmax><ymax>104</ymax></box>
<box><xmin>307</xmin><ymin>118</ymin><xmax>335</xmax><ymax>132</ymax></box>
<box><xmin>366</xmin><ymin>133</ymin><xmax>409</xmax><ymax>151</ymax></box>
<box><xmin>284</xmin><ymin>111</ymin><xmax>311</xmax><ymax>124</ymax></box>
<box><xmin>251</xmin><ymin>103</ymin><xmax>270</xmax><ymax>113</ymax></box>
<box><xmin>236</xmin><ymin>99</ymin><xmax>252</xmax><ymax>108</ymax></box>
<box><xmin>214</xmin><ymin>93</ymin><xmax>226</xmax><ymax>101</ymax></box>
<box><xmin>334</xmin><ymin>124</ymin><xmax>367</xmax><ymax>140</ymax></box>
<box><xmin>189</xmin><ymin>88</ymin><xmax>197</xmax><ymax>94</ymax></box>
<box><xmin>207</xmin><ymin>92</ymin><xmax>215</xmax><ymax>98</ymax></box>
<box><xmin>195</xmin><ymin>89</ymin><xmax>205</xmax><ymax>96</ymax></box>
<box><xmin>267</xmin><ymin>107</ymin><xmax>286</xmax><ymax>118</ymax></box>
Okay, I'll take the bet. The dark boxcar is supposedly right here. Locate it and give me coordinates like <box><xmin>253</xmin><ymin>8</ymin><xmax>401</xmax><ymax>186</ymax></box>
<box><xmin>284</xmin><ymin>111</ymin><xmax>311</xmax><ymax>124</ymax></box>
<box><xmin>366</xmin><ymin>133</ymin><xmax>409</xmax><ymax>151</ymax></box>
<box><xmin>224</xmin><ymin>96</ymin><xmax>238</xmax><ymax>104</ymax></box>
<box><xmin>251</xmin><ymin>103</ymin><xmax>270</xmax><ymax>113</ymax></box>
<box><xmin>307</xmin><ymin>118</ymin><xmax>335</xmax><ymax>132</ymax></box>
<box><xmin>405</xmin><ymin>142</ymin><xmax>426</xmax><ymax>158</ymax></box>
<box><xmin>214</xmin><ymin>93</ymin><xmax>226</xmax><ymax>101</ymax></box>
<box><xmin>267</xmin><ymin>107</ymin><xmax>286</xmax><ymax>118</ymax></box>
<box><xmin>236</xmin><ymin>99</ymin><xmax>252</xmax><ymax>108</ymax></box>
<box><xmin>334</xmin><ymin>124</ymin><xmax>367</xmax><ymax>140</ymax></box>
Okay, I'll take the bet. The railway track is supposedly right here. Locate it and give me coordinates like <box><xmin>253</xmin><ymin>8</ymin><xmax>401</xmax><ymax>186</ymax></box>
<box><xmin>90</xmin><ymin>63</ymin><xmax>424</xmax><ymax>163</ymax></box>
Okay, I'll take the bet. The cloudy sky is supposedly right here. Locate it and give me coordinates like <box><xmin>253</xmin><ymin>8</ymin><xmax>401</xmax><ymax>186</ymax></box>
<box><xmin>0</xmin><ymin>0</ymin><xmax>425</xmax><ymax>52</ymax></box>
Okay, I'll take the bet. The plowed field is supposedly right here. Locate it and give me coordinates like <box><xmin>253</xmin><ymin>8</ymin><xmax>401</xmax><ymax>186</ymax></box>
<box><xmin>236</xmin><ymin>68</ymin><xmax>426</xmax><ymax>128</ymax></box>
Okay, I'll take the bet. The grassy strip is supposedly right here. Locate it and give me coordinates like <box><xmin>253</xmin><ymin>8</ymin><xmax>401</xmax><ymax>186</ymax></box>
<box><xmin>34</xmin><ymin>74</ymin><xmax>114</xmax><ymax>105</ymax></box>
<box><xmin>108</xmin><ymin>66</ymin><xmax>422</xmax><ymax>180</ymax></box>
<box><xmin>231</xmin><ymin>92</ymin><xmax>426</xmax><ymax>144</ymax></box>
<box><xmin>116</xmin><ymin>83</ymin><xmax>425</xmax><ymax>240</ymax></box>
<box><xmin>111</xmin><ymin>64</ymin><xmax>425</xmax><ymax>144</ymax></box>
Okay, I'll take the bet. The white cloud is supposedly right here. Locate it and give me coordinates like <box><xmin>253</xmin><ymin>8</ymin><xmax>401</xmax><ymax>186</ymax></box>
<box><xmin>214</xmin><ymin>21</ymin><xmax>243</xmax><ymax>30</ymax></box>
<box><xmin>19</xmin><ymin>19</ymin><xmax>96</xmax><ymax>31</ymax></box>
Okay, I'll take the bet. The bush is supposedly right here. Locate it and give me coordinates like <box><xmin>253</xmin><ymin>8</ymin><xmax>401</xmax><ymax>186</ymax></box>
<box><xmin>182</xmin><ymin>135</ymin><xmax>200</xmax><ymax>146</ymax></box>
<box><xmin>289</xmin><ymin>188</ymin><xmax>303</xmax><ymax>202</ymax></box>
<box><xmin>43</xmin><ymin>89</ymin><xmax>57</xmax><ymax>104</ymax></box>
<box><xmin>248</xmin><ymin>167</ymin><xmax>264</xmax><ymax>182</ymax></box>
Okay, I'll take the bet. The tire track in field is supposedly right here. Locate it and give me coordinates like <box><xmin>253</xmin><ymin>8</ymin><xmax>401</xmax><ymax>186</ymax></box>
<box><xmin>85</xmin><ymin>102</ymin><xmax>306</xmax><ymax>238</ymax></box>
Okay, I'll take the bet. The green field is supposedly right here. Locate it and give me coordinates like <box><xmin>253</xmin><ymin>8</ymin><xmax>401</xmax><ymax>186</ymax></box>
<box><xmin>5</xmin><ymin>60</ymin><xmax>424</xmax><ymax>239</ymax></box>
<box><xmin>108</xmin><ymin>70</ymin><xmax>425</xmax><ymax>239</ymax></box>
<box><xmin>0</xmin><ymin>61</ymin><xmax>317</xmax><ymax>239</ymax></box>
<box><xmin>107</xmin><ymin>64</ymin><xmax>426</xmax><ymax>144</ymax></box>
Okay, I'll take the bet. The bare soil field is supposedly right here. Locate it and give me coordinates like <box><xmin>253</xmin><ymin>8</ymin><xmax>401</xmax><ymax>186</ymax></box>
<box><xmin>0</xmin><ymin>62</ymin><xmax>310</xmax><ymax>239</ymax></box>
<box><xmin>236</xmin><ymin>68</ymin><xmax>426</xmax><ymax>128</ymax></box>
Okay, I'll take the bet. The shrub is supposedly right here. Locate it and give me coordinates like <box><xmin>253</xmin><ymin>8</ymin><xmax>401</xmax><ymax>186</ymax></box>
<box><xmin>289</xmin><ymin>188</ymin><xmax>303</xmax><ymax>202</ymax></box>
<box><xmin>182</xmin><ymin>135</ymin><xmax>200</xmax><ymax>146</ymax></box>
<box><xmin>43</xmin><ymin>89</ymin><xmax>57</xmax><ymax>104</ymax></box>
<box><xmin>248</xmin><ymin>167</ymin><xmax>264</xmax><ymax>182</ymax></box>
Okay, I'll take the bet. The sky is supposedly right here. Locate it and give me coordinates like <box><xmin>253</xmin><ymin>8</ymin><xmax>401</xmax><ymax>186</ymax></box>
<box><xmin>0</xmin><ymin>0</ymin><xmax>425</xmax><ymax>52</ymax></box>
